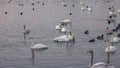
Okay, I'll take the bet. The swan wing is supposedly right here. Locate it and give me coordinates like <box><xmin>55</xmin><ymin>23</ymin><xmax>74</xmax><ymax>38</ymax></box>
<box><xmin>53</xmin><ymin>35</ymin><xmax>70</xmax><ymax>42</ymax></box>
<box><xmin>105</xmin><ymin>46</ymin><xmax>117</xmax><ymax>53</ymax></box>
<box><xmin>32</xmin><ymin>44</ymin><xmax>48</xmax><ymax>49</ymax></box>
<box><xmin>92</xmin><ymin>62</ymin><xmax>115</xmax><ymax>68</ymax></box>
<box><xmin>92</xmin><ymin>62</ymin><xmax>106</xmax><ymax>68</ymax></box>
<box><xmin>61</xmin><ymin>27</ymin><xmax>67</xmax><ymax>32</ymax></box>
<box><xmin>55</xmin><ymin>25</ymin><xmax>61</xmax><ymax>30</ymax></box>
<box><xmin>111</xmin><ymin>37</ymin><xmax>120</xmax><ymax>43</ymax></box>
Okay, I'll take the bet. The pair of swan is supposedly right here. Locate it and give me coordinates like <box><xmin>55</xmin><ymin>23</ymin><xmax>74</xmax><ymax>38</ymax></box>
<box><xmin>55</xmin><ymin>19</ymin><xmax>72</xmax><ymax>33</ymax></box>
<box><xmin>87</xmin><ymin>50</ymin><xmax>115</xmax><ymax>68</ymax></box>
<box><xmin>53</xmin><ymin>31</ymin><xmax>75</xmax><ymax>42</ymax></box>
<box><xmin>55</xmin><ymin>25</ymin><xmax>68</xmax><ymax>33</ymax></box>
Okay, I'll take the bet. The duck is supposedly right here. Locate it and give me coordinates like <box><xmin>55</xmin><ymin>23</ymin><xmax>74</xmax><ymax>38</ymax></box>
<box><xmin>87</xmin><ymin>50</ymin><xmax>115</xmax><ymax>68</ymax></box>
<box><xmin>96</xmin><ymin>34</ymin><xmax>104</xmax><ymax>40</ymax></box>
<box><xmin>84</xmin><ymin>30</ymin><xmax>89</xmax><ymax>34</ymax></box>
<box><xmin>53</xmin><ymin>31</ymin><xmax>75</xmax><ymax>42</ymax></box>
<box><xmin>117</xmin><ymin>33</ymin><xmax>120</xmax><ymax>37</ymax></box>
<box><xmin>88</xmin><ymin>39</ymin><xmax>95</xmax><ymax>43</ymax></box>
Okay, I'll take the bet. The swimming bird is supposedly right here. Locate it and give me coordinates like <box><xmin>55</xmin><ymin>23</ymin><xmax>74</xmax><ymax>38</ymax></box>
<box><xmin>81</xmin><ymin>6</ymin><xmax>85</xmax><ymax>13</ymax></box>
<box><xmin>23</xmin><ymin>25</ymin><xmax>30</xmax><ymax>35</ymax></box>
<box><xmin>86</xmin><ymin>6</ymin><xmax>92</xmax><ymax>14</ymax></box>
<box><xmin>53</xmin><ymin>31</ymin><xmax>75</xmax><ymax>42</ymax></box>
<box><xmin>87</xmin><ymin>50</ymin><xmax>115</xmax><ymax>68</ymax></box>
<box><xmin>88</xmin><ymin>39</ymin><xmax>95</xmax><ymax>43</ymax></box>
<box><xmin>61</xmin><ymin>27</ymin><xmax>67</xmax><ymax>33</ymax></box>
<box><xmin>96</xmin><ymin>34</ymin><xmax>104</xmax><ymax>40</ymax></box>
<box><xmin>5</xmin><ymin>12</ymin><xmax>7</xmax><ymax>15</ymax></box>
<box><xmin>29</xmin><ymin>36</ymin><xmax>48</xmax><ymax>58</ymax></box>
<box><xmin>62</xmin><ymin>2</ymin><xmax>67</xmax><ymax>7</ymax></box>
<box><xmin>117</xmin><ymin>33</ymin><xmax>120</xmax><ymax>37</ymax></box>
<box><xmin>110</xmin><ymin>34</ymin><xmax>120</xmax><ymax>43</ymax></box>
<box><xmin>61</xmin><ymin>19</ymin><xmax>72</xmax><ymax>26</ymax></box>
<box><xmin>20</xmin><ymin>12</ymin><xmax>23</xmax><ymax>15</ymax></box>
<box><xmin>117</xmin><ymin>9</ymin><xmax>120</xmax><ymax>13</ymax></box>
<box><xmin>84</xmin><ymin>30</ymin><xmax>89</xmax><ymax>34</ymax></box>
<box><xmin>29</xmin><ymin>36</ymin><xmax>48</xmax><ymax>50</ymax></box>
<box><xmin>23</xmin><ymin>25</ymin><xmax>30</xmax><ymax>40</ymax></box>
<box><xmin>105</xmin><ymin>44</ymin><xmax>117</xmax><ymax>53</ymax></box>
<box><xmin>55</xmin><ymin>24</ymin><xmax>62</xmax><ymax>31</ymax></box>
<box><xmin>106</xmin><ymin>27</ymin><xmax>114</xmax><ymax>35</ymax></box>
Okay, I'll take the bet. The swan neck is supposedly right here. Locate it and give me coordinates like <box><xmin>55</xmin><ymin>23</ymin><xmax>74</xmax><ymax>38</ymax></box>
<box><xmin>31</xmin><ymin>39</ymin><xmax>34</xmax><ymax>47</ymax></box>
<box><xmin>90</xmin><ymin>51</ymin><xmax>93</xmax><ymax>67</ymax></box>
<box><xmin>107</xmin><ymin>53</ymin><xmax>110</xmax><ymax>64</ymax></box>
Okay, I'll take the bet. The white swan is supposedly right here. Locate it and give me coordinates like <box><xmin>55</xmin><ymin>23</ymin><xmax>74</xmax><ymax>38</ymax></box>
<box><xmin>110</xmin><ymin>34</ymin><xmax>120</xmax><ymax>43</ymax></box>
<box><xmin>23</xmin><ymin>25</ymin><xmax>30</xmax><ymax>35</ymax></box>
<box><xmin>87</xmin><ymin>50</ymin><xmax>115</xmax><ymax>68</ymax></box>
<box><xmin>61</xmin><ymin>19</ymin><xmax>72</xmax><ymax>26</ymax></box>
<box><xmin>105</xmin><ymin>44</ymin><xmax>117</xmax><ymax>53</ymax></box>
<box><xmin>29</xmin><ymin>37</ymin><xmax>48</xmax><ymax>50</ymax></box>
<box><xmin>53</xmin><ymin>32</ymin><xmax>75</xmax><ymax>42</ymax></box>
<box><xmin>55</xmin><ymin>24</ymin><xmax>62</xmax><ymax>30</ymax></box>
<box><xmin>61</xmin><ymin>27</ymin><xmax>67</xmax><ymax>33</ymax></box>
<box><xmin>81</xmin><ymin>6</ymin><xmax>85</xmax><ymax>13</ymax></box>
<box><xmin>117</xmin><ymin>9</ymin><xmax>120</xmax><ymax>13</ymax></box>
<box><xmin>109</xmin><ymin>11</ymin><xmax>114</xmax><ymax>15</ymax></box>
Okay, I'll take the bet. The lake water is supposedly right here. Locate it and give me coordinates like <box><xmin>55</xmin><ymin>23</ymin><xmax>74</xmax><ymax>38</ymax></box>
<box><xmin>0</xmin><ymin>0</ymin><xmax>120</xmax><ymax>68</ymax></box>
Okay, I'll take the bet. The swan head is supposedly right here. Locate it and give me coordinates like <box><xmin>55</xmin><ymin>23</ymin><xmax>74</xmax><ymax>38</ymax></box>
<box><xmin>29</xmin><ymin>36</ymin><xmax>34</xmax><ymax>40</ymax></box>
<box><xmin>87</xmin><ymin>50</ymin><xmax>93</xmax><ymax>54</ymax></box>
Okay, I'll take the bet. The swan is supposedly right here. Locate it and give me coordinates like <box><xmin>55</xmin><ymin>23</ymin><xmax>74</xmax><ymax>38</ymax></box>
<box><xmin>29</xmin><ymin>36</ymin><xmax>48</xmax><ymax>50</ymax></box>
<box><xmin>105</xmin><ymin>44</ymin><xmax>117</xmax><ymax>53</ymax></box>
<box><xmin>117</xmin><ymin>9</ymin><xmax>120</xmax><ymax>13</ymax></box>
<box><xmin>80</xmin><ymin>2</ymin><xmax>83</xmax><ymax>5</ymax></box>
<box><xmin>110</xmin><ymin>34</ymin><xmax>120</xmax><ymax>43</ymax></box>
<box><xmin>61</xmin><ymin>19</ymin><xmax>72</xmax><ymax>26</ymax></box>
<box><xmin>87</xmin><ymin>7</ymin><xmax>92</xmax><ymax>11</ymax></box>
<box><xmin>61</xmin><ymin>27</ymin><xmax>67</xmax><ymax>33</ymax></box>
<box><xmin>87</xmin><ymin>50</ymin><xmax>115</xmax><ymax>68</ymax></box>
<box><xmin>62</xmin><ymin>2</ymin><xmax>67</xmax><ymax>7</ymax></box>
<box><xmin>55</xmin><ymin>24</ymin><xmax>62</xmax><ymax>30</ymax></box>
<box><xmin>23</xmin><ymin>25</ymin><xmax>30</xmax><ymax>35</ymax></box>
<box><xmin>81</xmin><ymin>6</ymin><xmax>85</xmax><ymax>13</ymax></box>
<box><xmin>109</xmin><ymin>11</ymin><xmax>114</xmax><ymax>15</ymax></box>
<box><xmin>53</xmin><ymin>32</ymin><xmax>75</xmax><ymax>42</ymax></box>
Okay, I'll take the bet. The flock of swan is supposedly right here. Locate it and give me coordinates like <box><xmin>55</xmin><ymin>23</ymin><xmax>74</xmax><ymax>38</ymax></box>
<box><xmin>21</xmin><ymin>0</ymin><xmax>120</xmax><ymax>68</ymax></box>
<box><xmin>3</xmin><ymin>0</ymin><xmax>120</xmax><ymax>68</ymax></box>
<box><xmin>53</xmin><ymin>19</ymin><xmax>75</xmax><ymax>42</ymax></box>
